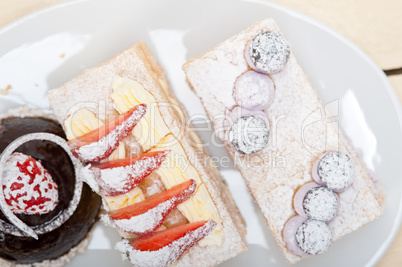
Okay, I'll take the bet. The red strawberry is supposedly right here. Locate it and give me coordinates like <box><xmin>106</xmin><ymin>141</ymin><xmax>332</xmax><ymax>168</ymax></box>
<box><xmin>68</xmin><ymin>104</ymin><xmax>147</xmax><ymax>163</ymax></box>
<box><xmin>109</xmin><ymin>179</ymin><xmax>196</xmax><ymax>235</ymax></box>
<box><xmin>91</xmin><ymin>150</ymin><xmax>169</xmax><ymax>196</ymax></box>
<box><xmin>2</xmin><ymin>153</ymin><xmax>58</xmax><ymax>215</ymax></box>
<box><xmin>123</xmin><ymin>220</ymin><xmax>216</xmax><ymax>266</ymax></box>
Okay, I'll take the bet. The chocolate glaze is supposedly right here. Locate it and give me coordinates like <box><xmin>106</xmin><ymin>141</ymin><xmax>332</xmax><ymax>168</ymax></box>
<box><xmin>0</xmin><ymin>116</ymin><xmax>102</xmax><ymax>264</ymax></box>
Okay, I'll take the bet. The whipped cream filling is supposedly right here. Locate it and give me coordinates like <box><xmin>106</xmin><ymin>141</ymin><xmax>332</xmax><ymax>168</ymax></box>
<box><xmin>151</xmin><ymin>134</ymin><xmax>224</xmax><ymax>247</ymax></box>
<box><xmin>112</xmin><ymin>76</ymin><xmax>225</xmax><ymax>247</ymax></box>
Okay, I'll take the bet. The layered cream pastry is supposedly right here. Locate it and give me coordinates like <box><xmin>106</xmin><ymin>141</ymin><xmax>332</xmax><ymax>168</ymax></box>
<box><xmin>183</xmin><ymin>19</ymin><xmax>384</xmax><ymax>263</ymax></box>
<box><xmin>48</xmin><ymin>42</ymin><xmax>246</xmax><ymax>266</ymax></box>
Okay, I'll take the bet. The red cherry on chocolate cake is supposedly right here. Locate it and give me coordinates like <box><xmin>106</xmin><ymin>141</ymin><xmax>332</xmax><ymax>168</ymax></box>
<box><xmin>3</xmin><ymin>152</ymin><xmax>58</xmax><ymax>215</ymax></box>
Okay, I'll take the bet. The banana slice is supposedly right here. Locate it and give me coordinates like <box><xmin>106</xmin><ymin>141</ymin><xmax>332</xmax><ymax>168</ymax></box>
<box><xmin>151</xmin><ymin>134</ymin><xmax>224</xmax><ymax>247</ymax></box>
<box><xmin>112</xmin><ymin>76</ymin><xmax>223</xmax><ymax>246</ymax></box>
<box><xmin>112</xmin><ymin>76</ymin><xmax>170</xmax><ymax>151</ymax></box>
<box><xmin>104</xmin><ymin>187</ymin><xmax>145</xmax><ymax>211</ymax></box>
<box><xmin>64</xmin><ymin>108</ymin><xmax>126</xmax><ymax>161</ymax></box>
<box><xmin>64</xmin><ymin>108</ymin><xmax>146</xmax><ymax>211</ymax></box>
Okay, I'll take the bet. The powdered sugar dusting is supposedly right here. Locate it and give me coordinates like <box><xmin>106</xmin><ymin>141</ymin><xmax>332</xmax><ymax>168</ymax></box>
<box><xmin>93</xmin><ymin>151</ymin><xmax>168</xmax><ymax>196</ymax></box>
<box><xmin>113</xmin><ymin>199</ymin><xmax>174</xmax><ymax>235</ymax></box>
<box><xmin>110</xmin><ymin>181</ymin><xmax>196</xmax><ymax>235</ymax></box>
<box><xmin>100</xmin><ymin>213</ymin><xmax>112</xmax><ymax>224</ymax></box>
<box><xmin>317</xmin><ymin>151</ymin><xmax>354</xmax><ymax>191</ymax></box>
<box><xmin>2</xmin><ymin>153</ymin><xmax>58</xmax><ymax>215</ymax></box>
<box><xmin>0</xmin><ymin>132</ymin><xmax>83</xmax><ymax>239</ymax></box>
<box><xmin>49</xmin><ymin>42</ymin><xmax>247</xmax><ymax>265</ymax></box>
<box><xmin>229</xmin><ymin>115</ymin><xmax>269</xmax><ymax>154</ymax></box>
<box><xmin>74</xmin><ymin>105</ymin><xmax>146</xmax><ymax>163</ymax></box>
<box><xmin>296</xmin><ymin>219</ymin><xmax>332</xmax><ymax>255</ymax></box>
<box><xmin>116</xmin><ymin>220</ymin><xmax>216</xmax><ymax>267</ymax></box>
<box><xmin>81</xmin><ymin>164</ymin><xmax>100</xmax><ymax>193</ymax></box>
<box><xmin>247</xmin><ymin>32</ymin><xmax>290</xmax><ymax>74</ymax></box>
<box><xmin>233</xmin><ymin>71</ymin><xmax>275</xmax><ymax>110</ymax></box>
<box><xmin>303</xmin><ymin>187</ymin><xmax>338</xmax><ymax>222</ymax></box>
<box><xmin>183</xmin><ymin>18</ymin><xmax>383</xmax><ymax>264</ymax></box>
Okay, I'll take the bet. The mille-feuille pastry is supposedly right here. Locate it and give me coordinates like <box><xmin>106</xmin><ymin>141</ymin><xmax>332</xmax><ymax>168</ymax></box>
<box><xmin>183</xmin><ymin>19</ymin><xmax>384</xmax><ymax>263</ymax></box>
<box><xmin>48</xmin><ymin>42</ymin><xmax>247</xmax><ymax>266</ymax></box>
<box><xmin>0</xmin><ymin>106</ymin><xmax>101</xmax><ymax>266</ymax></box>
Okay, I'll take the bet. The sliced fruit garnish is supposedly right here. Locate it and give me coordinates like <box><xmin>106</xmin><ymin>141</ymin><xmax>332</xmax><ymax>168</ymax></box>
<box><xmin>91</xmin><ymin>150</ymin><xmax>169</xmax><ymax>196</ymax></box>
<box><xmin>3</xmin><ymin>152</ymin><xmax>58</xmax><ymax>215</ymax></box>
<box><xmin>68</xmin><ymin>104</ymin><xmax>146</xmax><ymax>163</ymax></box>
<box><xmin>64</xmin><ymin>108</ymin><xmax>126</xmax><ymax>161</ymax></box>
<box><xmin>131</xmin><ymin>220</ymin><xmax>212</xmax><ymax>251</ymax></box>
<box><xmin>116</xmin><ymin>220</ymin><xmax>216</xmax><ymax>267</ymax></box>
<box><xmin>109</xmin><ymin>179</ymin><xmax>197</xmax><ymax>235</ymax></box>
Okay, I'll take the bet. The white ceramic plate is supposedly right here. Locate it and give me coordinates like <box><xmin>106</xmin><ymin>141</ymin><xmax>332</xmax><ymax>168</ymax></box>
<box><xmin>1</xmin><ymin>0</ymin><xmax>402</xmax><ymax>266</ymax></box>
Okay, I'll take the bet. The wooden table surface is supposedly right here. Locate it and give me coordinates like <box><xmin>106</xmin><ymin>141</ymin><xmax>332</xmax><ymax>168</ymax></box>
<box><xmin>0</xmin><ymin>0</ymin><xmax>401</xmax><ymax>266</ymax></box>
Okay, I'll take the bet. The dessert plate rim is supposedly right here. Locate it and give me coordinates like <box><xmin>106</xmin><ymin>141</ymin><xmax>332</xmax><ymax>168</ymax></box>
<box><xmin>0</xmin><ymin>0</ymin><xmax>401</xmax><ymax>266</ymax></box>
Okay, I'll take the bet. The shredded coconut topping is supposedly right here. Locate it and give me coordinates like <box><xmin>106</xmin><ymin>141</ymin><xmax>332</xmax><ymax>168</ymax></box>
<box><xmin>116</xmin><ymin>220</ymin><xmax>216</xmax><ymax>267</ymax></box>
<box><xmin>303</xmin><ymin>187</ymin><xmax>338</xmax><ymax>222</ymax></box>
<box><xmin>247</xmin><ymin>32</ymin><xmax>290</xmax><ymax>74</ymax></box>
<box><xmin>318</xmin><ymin>151</ymin><xmax>354</xmax><ymax>191</ymax></box>
<box><xmin>229</xmin><ymin>115</ymin><xmax>269</xmax><ymax>154</ymax></box>
<box><xmin>296</xmin><ymin>219</ymin><xmax>332</xmax><ymax>255</ymax></box>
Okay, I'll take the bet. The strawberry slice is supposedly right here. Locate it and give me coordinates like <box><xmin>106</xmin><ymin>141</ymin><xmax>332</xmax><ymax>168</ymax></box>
<box><xmin>109</xmin><ymin>179</ymin><xmax>196</xmax><ymax>235</ymax></box>
<box><xmin>90</xmin><ymin>150</ymin><xmax>169</xmax><ymax>196</ymax></box>
<box><xmin>117</xmin><ymin>220</ymin><xmax>216</xmax><ymax>266</ymax></box>
<box><xmin>131</xmin><ymin>220</ymin><xmax>213</xmax><ymax>251</ymax></box>
<box><xmin>68</xmin><ymin>104</ymin><xmax>146</xmax><ymax>163</ymax></box>
<box><xmin>3</xmin><ymin>153</ymin><xmax>58</xmax><ymax>215</ymax></box>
